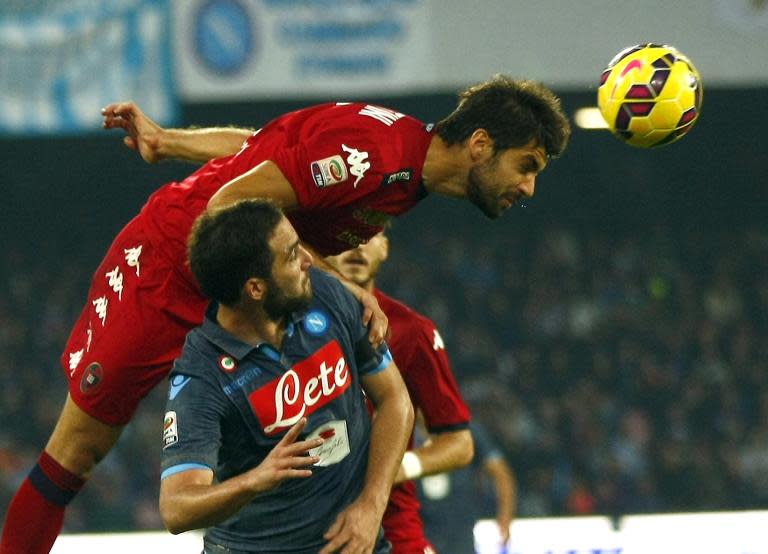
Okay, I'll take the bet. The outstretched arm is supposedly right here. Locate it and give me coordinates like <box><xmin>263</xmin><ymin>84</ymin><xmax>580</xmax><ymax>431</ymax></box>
<box><xmin>102</xmin><ymin>101</ymin><xmax>254</xmax><ymax>164</ymax></box>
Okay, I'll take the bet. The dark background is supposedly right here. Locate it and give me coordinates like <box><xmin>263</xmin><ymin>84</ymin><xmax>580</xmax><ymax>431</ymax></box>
<box><xmin>2</xmin><ymin>86</ymin><xmax>767</xmax><ymax>531</ymax></box>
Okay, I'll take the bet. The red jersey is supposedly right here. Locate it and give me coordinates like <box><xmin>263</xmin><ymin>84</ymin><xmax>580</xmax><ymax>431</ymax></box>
<box><xmin>140</xmin><ymin>102</ymin><xmax>433</xmax><ymax>281</ymax></box>
<box><xmin>375</xmin><ymin>290</ymin><xmax>471</xmax><ymax>552</ymax></box>
<box><xmin>62</xmin><ymin>103</ymin><xmax>432</xmax><ymax>426</ymax></box>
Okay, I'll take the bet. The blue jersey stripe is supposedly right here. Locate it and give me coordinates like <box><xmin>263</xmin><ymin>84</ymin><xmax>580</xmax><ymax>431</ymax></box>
<box><xmin>365</xmin><ymin>348</ymin><xmax>393</xmax><ymax>376</ymax></box>
<box><xmin>161</xmin><ymin>462</ymin><xmax>212</xmax><ymax>480</ymax></box>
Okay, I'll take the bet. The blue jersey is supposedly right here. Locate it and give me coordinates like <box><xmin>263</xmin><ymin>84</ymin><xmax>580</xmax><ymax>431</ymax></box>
<box><xmin>161</xmin><ymin>268</ymin><xmax>393</xmax><ymax>553</ymax></box>
<box><xmin>418</xmin><ymin>422</ymin><xmax>505</xmax><ymax>554</ymax></box>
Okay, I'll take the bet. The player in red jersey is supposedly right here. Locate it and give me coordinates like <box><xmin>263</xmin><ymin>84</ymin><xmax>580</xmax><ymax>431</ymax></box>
<box><xmin>1</xmin><ymin>76</ymin><xmax>568</xmax><ymax>553</ymax></box>
<box><xmin>327</xmin><ymin>231</ymin><xmax>474</xmax><ymax>554</ymax></box>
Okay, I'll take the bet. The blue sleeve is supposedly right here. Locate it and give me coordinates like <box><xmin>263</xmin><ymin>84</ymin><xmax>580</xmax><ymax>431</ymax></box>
<box><xmin>471</xmin><ymin>421</ymin><xmax>503</xmax><ymax>465</ymax></box>
<box><xmin>354</xmin><ymin>337</ymin><xmax>393</xmax><ymax>376</ymax></box>
<box><xmin>160</xmin><ymin>367</ymin><xmax>229</xmax><ymax>480</ymax></box>
<box><xmin>310</xmin><ymin>268</ymin><xmax>391</xmax><ymax>374</ymax></box>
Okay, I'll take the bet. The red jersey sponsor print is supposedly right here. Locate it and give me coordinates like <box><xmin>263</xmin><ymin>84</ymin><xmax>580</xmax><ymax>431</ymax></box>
<box><xmin>249</xmin><ymin>340</ymin><xmax>351</xmax><ymax>435</ymax></box>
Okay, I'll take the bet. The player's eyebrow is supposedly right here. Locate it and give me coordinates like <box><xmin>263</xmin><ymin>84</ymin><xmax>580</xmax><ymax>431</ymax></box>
<box><xmin>523</xmin><ymin>154</ymin><xmax>544</xmax><ymax>173</ymax></box>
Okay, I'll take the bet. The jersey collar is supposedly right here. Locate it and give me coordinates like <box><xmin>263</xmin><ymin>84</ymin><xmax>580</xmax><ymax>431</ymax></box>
<box><xmin>199</xmin><ymin>302</ymin><xmax>308</xmax><ymax>361</ymax></box>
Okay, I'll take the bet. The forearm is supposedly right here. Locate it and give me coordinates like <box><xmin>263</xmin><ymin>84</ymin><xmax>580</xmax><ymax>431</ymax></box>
<box><xmin>362</xmin><ymin>394</ymin><xmax>414</xmax><ymax>512</ymax></box>
<box><xmin>487</xmin><ymin>460</ymin><xmax>517</xmax><ymax>532</ymax></box>
<box><xmin>496</xmin><ymin>470</ymin><xmax>516</xmax><ymax>530</ymax></box>
<box><xmin>160</xmin><ymin>473</ymin><xmax>256</xmax><ymax>533</ymax></box>
<box><xmin>158</xmin><ymin>127</ymin><xmax>254</xmax><ymax>163</ymax></box>
<box><xmin>395</xmin><ymin>429</ymin><xmax>473</xmax><ymax>484</ymax></box>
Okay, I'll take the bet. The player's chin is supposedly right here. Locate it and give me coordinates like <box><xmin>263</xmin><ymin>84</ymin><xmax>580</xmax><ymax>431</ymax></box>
<box><xmin>477</xmin><ymin>203</ymin><xmax>504</xmax><ymax>220</ymax></box>
<box><xmin>340</xmin><ymin>264</ymin><xmax>367</xmax><ymax>280</ymax></box>
<box><xmin>469</xmin><ymin>195</ymin><xmax>504</xmax><ymax>219</ymax></box>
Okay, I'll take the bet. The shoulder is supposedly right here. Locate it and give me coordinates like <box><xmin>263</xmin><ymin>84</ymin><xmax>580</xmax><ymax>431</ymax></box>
<box><xmin>376</xmin><ymin>289</ymin><xmax>438</xmax><ymax>339</ymax></box>
<box><xmin>309</xmin><ymin>268</ymin><xmax>360</xmax><ymax>315</ymax></box>
<box><xmin>310</xmin><ymin>267</ymin><xmax>352</xmax><ymax>299</ymax></box>
<box><xmin>308</xmin><ymin>103</ymin><xmax>426</xmax><ymax>144</ymax></box>
<box><xmin>170</xmin><ymin>328</ymin><xmax>220</xmax><ymax>381</ymax></box>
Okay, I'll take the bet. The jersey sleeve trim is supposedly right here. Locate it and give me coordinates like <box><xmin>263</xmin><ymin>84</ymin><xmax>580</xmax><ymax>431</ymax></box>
<box><xmin>362</xmin><ymin>347</ymin><xmax>393</xmax><ymax>376</ymax></box>
<box><xmin>426</xmin><ymin>421</ymin><xmax>471</xmax><ymax>434</ymax></box>
<box><xmin>161</xmin><ymin>462</ymin><xmax>213</xmax><ymax>480</ymax></box>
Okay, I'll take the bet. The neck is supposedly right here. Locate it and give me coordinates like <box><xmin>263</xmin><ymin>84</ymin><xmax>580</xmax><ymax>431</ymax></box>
<box><xmin>362</xmin><ymin>279</ymin><xmax>376</xmax><ymax>293</ymax></box>
<box><xmin>421</xmin><ymin>135</ymin><xmax>471</xmax><ymax>199</ymax></box>
<box><xmin>216</xmin><ymin>303</ymin><xmax>286</xmax><ymax>349</ymax></box>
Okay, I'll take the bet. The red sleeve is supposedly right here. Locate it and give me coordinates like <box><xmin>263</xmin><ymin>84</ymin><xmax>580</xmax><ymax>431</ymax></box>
<box><xmin>401</xmin><ymin>321</ymin><xmax>471</xmax><ymax>433</ymax></box>
<box><xmin>271</xmin><ymin>117</ymin><xmax>403</xmax><ymax>210</ymax></box>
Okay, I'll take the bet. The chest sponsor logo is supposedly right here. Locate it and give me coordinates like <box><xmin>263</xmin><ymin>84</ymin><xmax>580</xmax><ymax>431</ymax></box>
<box><xmin>352</xmin><ymin>206</ymin><xmax>392</xmax><ymax>226</ymax></box>
<box><xmin>336</xmin><ymin>230</ymin><xmax>366</xmax><ymax>248</ymax></box>
<box><xmin>307</xmin><ymin>419</ymin><xmax>350</xmax><ymax>466</ymax></box>
<box><xmin>249</xmin><ymin>340</ymin><xmax>351</xmax><ymax>435</ymax></box>
<box><xmin>311</xmin><ymin>154</ymin><xmax>348</xmax><ymax>188</ymax></box>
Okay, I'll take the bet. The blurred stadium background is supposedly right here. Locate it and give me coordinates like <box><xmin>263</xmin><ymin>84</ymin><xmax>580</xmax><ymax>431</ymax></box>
<box><xmin>1</xmin><ymin>0</ymin><xmax>767</xmax><ymax>552</ymax></box>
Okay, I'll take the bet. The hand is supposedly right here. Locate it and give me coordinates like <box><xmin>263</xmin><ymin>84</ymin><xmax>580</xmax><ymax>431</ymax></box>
<box><xmin>244</xmin><ymin>418</ymin><xmax>322</xmax><ymax>494</ymax></box>
<box><xmin>101</xmin><ymin>101</ymin><xmax>165</xmax><ymax>163</ymax></box>
<box><xmin>497</xmin><ymin>519</ymin><xmax>511</xmax><ymax>549</ymax></box>
<box><xmin>359</xmin><ymin>289</ymin><xmax>388</xmax><ymax>348</ymax></box>
<box><xmin>320</xmin><ymin>497</ymin><xmax>383</xmax><ymax>554</ymax></box>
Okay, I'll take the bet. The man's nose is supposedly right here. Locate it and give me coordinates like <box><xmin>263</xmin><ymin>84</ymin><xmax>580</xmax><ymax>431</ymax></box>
<box><xmin>519</xmin><ymin>176</ymin><xmax>536</xmax><ymax>198</ymax></box>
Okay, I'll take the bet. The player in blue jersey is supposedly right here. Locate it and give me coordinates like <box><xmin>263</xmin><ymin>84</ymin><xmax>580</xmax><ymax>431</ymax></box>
<box><xmin>418</xmin><ymin>421</ymin><xmax>517</xmax><ymax>553</ymax></box>
<box><xmin>159</xmin><ymin>199</ymin><xmax>414</xmax><ymax>554</ymax></box>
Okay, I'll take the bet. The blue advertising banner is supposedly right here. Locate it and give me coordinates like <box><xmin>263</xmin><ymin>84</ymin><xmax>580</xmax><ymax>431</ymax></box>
<box><xmin>174</xmin><ymin>0</ymin><xmax>436</xmax><ymax>100</ymax></box>
<box><xmin>0</xmin><ymin>0</ymin><xmax>176</xmax><ymax>135</ymax></box>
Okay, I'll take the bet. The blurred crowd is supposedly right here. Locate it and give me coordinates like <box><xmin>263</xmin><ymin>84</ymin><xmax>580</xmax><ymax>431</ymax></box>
<box><xmin>1</xmin><ymin>219</ymin><xmax>767</xmax><ymax>531</ymax></box>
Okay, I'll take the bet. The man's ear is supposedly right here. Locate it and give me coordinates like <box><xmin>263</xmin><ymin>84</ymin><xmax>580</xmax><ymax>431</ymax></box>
<box><xmin>468</xmin><ymin>129</ymin><xmax>494</xmax><ymax>162</ymax></box>
<box><xmin>244</xmin><ymin>277</ymin><xmax>267</xmax><ymax>302</ymax></box>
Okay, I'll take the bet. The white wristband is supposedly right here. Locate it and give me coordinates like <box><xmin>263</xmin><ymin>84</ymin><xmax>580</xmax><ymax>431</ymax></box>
<box><xmin>401</xmin><ymin>451</ymin><xmax>423</xmax><ymax>480</ymax></box>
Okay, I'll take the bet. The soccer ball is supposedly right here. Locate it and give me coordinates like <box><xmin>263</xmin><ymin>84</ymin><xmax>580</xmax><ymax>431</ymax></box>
<box><xmin>598</xmin><ymin>43</ymin><xmax>703</xmax><ymax>148</ymax></box>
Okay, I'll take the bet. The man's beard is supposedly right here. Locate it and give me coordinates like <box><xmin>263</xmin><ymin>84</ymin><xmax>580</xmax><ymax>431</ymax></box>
<box><xmin>466</xmin><ymin>165</ymin><xmax>502</xmax><ymax>220</ymax></box>
<box><xmin>263</xmin><ymin>277</ymin><xmax>312</xmax><ymax>320</ymax></box>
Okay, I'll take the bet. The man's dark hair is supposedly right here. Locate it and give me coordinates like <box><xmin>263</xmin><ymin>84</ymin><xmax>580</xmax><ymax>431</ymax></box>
<box><xmin>188</xmin><ymin>199</ymin><xmax>284</xmax><ymax>305</ymax></box>
<box><xmin>434</xmin><ymin>74</ymin><xmax>571</xmax><ymax>158</ymax></box>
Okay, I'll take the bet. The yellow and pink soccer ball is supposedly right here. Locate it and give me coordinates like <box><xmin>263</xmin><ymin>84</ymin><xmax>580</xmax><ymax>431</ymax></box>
<box><xmin>598</xmin><ymin>43</ymin><xmax>703</xmax><ymax>148</ymax></box>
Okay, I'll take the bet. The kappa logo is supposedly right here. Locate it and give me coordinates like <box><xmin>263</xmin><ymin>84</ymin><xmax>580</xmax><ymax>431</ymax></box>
<box><xmin>68</xmin><ymin>349</ymin><xmax>84</xmax><ymax>373</ymax></box>
<box><xmin>169</xmin><ymin>375</ymin><xmax>192</xmax><ymax>400</ymax></box>
<box><xmin>341</xmin><ymin>144</ymin><xmax>370</xmax><ymax>188</ymax></box>
<box><xmin>304</xmin><ymin>310</ymin><xmax>329</xmax><ymax>336</ymax></box>
<box><xmin>311</xmin><ymin>154</ymin><xmax>349</xmax><ymax>188</ymax></box>
<box><xmin>432</xmin><ymin>329</ymin><xmax>445</xmax><ymax>351</ymax></box>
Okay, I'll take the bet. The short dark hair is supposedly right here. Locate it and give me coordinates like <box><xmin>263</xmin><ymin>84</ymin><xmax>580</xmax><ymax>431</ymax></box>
<box><xmin>434</xmin><ymin>75</ymin><xmax>571</xmax><ymax>158</ymax></box>
<box><xmin>188</xmin><ymin>199</ymin><xmax>284</xmax><ymax>305</ymax></box>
